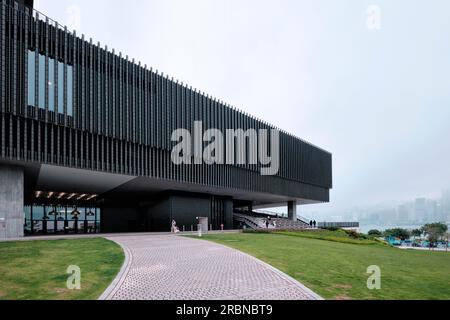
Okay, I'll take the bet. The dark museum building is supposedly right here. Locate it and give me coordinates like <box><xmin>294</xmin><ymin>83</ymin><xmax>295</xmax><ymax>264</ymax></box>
<box><xmin>0</xmin><ymin>0</ymin><xmax>332</xmax><ymax>239</ymax></box>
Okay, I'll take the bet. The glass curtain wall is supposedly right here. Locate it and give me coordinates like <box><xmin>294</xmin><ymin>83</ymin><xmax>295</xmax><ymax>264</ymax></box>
<box><xmin>27</xmin><ymin>50</ymin><xmax>73</xmax><ymax>116</ymax></box>
<box><xmin>24</xmin><ymin>205</ymin><xmax>100</xmax><ymax>236</ymax></box>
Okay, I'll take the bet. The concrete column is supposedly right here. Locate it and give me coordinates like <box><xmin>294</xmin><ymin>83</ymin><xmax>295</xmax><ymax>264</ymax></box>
<box><xmin>0</xmin><ymin>166</ymin><xmax>24</xmax><ymax>239</ymax></box>
<box><xmin>288</xmin><ymin>201</ymin><xmax>297</xmax><ymax>221</ymax></box>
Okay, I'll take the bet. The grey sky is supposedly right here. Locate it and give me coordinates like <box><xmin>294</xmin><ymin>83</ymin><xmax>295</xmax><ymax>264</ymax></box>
<box><xmin>35</xmin><ymin>0</ymin><xmax>450</xmax><ymax>215</ymax></box>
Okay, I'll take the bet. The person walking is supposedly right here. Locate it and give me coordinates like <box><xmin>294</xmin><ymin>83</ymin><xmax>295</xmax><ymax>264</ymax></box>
<box><xmin>266</xmin><ymin>216</ymin><xmax>272</xmax><ymax>229</ymax></box>
<box><xmin>313</xmin><ymin>220</ymin><xmax>317</xmax><ymax>229</ymax></box>
<box><xmin>171</xmin><ymin>219</ymin><xmax>177</xmax><ymax>233</ymax></box>
<box><xmin>309</xmin><ymin>220</ymin><xmax>313</xmax><ymax>228</ymax></box>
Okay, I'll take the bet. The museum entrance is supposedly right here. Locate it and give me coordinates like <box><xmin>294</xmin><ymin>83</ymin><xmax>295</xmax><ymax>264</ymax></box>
<box><xmin>24</xmin><ymin>191</ymin><xmax>101</xmax><ymax>236</ymax></box>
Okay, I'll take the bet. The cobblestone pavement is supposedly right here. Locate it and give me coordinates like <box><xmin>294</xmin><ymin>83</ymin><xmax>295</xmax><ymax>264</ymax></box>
<box><xmin>100</xmin><ymin>235</ymin><xmax>322</xmax><ymax>300</ymax></box>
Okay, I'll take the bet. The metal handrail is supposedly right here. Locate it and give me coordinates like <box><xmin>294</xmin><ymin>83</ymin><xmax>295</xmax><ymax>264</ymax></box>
<box><xmin>234</xmin><ymin>214</ymin><xmax>261</xmax><ymax>230</ymax></box>
<box><xmin>318</xmin><ymin>222</ymin><xmax>360</xmax><ymax>228</ymax></box>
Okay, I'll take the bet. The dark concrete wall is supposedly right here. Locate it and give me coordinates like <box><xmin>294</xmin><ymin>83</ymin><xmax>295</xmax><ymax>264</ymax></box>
<box><xmin>100</xmin><ymin>192</ymin><xmax>234</xmax><ymax>233</ymax></box>
<box><xmin>101</xmin><ymin>207</ymin><xmax>138</xmax><ymax>233</ymax></box>
<box><xmin>170</xmin><ymin>195</ymin><xmax>211</xmax><ymax>231</ymax></box>
<box><xmin>147</xmin><ymin>197</ymin><xmax>171</xmax><ymax>232</ymax></box>
<box><xmin>224</xmin><ymin>199</ymin><xmax>233</xmax><ymax>229</ymax></box>
<box><xmin>170</xmin><ymin>194</ymin><xmax>233</xmax><ymax>231</ymax></box>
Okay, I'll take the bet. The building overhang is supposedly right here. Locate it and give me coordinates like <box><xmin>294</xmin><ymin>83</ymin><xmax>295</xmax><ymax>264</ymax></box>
<box><xmin>9</xmin><ymin>161</ymin><xmax>329</xmax><ymax>206</ymax></box>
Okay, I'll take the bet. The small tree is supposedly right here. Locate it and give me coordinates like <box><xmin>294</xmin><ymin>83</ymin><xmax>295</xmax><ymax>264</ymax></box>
<box><xmin>421</xmin><ymin>223</ymin><xmax>448</xmax><ymax>248</ymax></box>
<box><xmin>411</xmin><ymin>229</ymin><xmax>422</xmax><ymax>238</ymax></box>
<box><xmin>368</xmin><ymin>229</ymin><xmax>383</xmax><ymax>238</ymax></box>
<box><xmin>411</xmin><ymin>229</ymin><xmax>422</xmax><ymax>244</ymax></box>
<box><xmin>383</xmin><ymin>228</ymin><xmax>411</xmax><ymax>241</ymax></box>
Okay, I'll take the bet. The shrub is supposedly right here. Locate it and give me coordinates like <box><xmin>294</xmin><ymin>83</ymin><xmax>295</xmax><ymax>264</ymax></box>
<box><xmin>323</xmin><ymin>227</ymin><xmax>340</xmax><ymax>231</ymax></box>
<box><xmin>344</xmin><ymin>230</ymin><xmax>369</xmax><ymax>240</ymax></box>
<box><xmin>368</xmin><ymin>230</ymin><xmax>383</xmax><ymax>237</ymax></box>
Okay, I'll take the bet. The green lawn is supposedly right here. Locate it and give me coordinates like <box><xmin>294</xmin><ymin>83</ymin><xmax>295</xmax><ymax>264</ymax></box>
<box><xmin>0</xmin><ymin>238</ymin><xmax>124</xmax><ymax>300</ymax></box>
<box><xmin>200</xmin><ymin>231</ymin><xmax>450</xmax><ymax>300</ymax></box>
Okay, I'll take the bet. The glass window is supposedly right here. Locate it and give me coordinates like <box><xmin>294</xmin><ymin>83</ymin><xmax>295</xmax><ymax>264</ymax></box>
<box><xmin>28</xmin><ymin>51</ymin><xmax>73</xmax><ymax>114</ymax></box>
<box><xmin>38</xmin><ymin>54</ymin><xmax>46</xmax><ymax>109</ymax></box>
<box><xmin>32</xmin><ymin>205</ymin><xmax>45</xmax><ymax>220</ymax></box>
<box><xmin>24</xmin><ymin>206</ymin><xmax>32</xmax><ymax>233</ymax></box>
<box><xmin>79</xmin><ymin>207</ymin><xmax>86</xmax><ymax>221</ymax></box>
<box><xmin>86</xmin><ymin>208</ymin><xmax>96</xmax><ymax>221</ymax></box>
<box><xmin>49</xmin><ymin>58</ymin><xmax>55</xmax><ymax>112</ymax></box>
<box><xmin>69</xmin><ymin>206</ymin><xmax>81</xmax><ymax>220</ymax></box>
<box><xmin>24</xmin><ymin>206</ymin><xmax>32</xmax><ymax>220</ymax></box>
<box><xmin>27</xmin><ymin>51</ymin><xmax>36</xmax><ymax>106</ymax></box>
<box><xmin>58</xmin><ymin>61</ymin><xmax>64</xmax><ymax>114</ymax></box>
<box><xmin>67</xmin><ymin>65</ymin><xmax>73</xmax><ymax>116</ymax></box>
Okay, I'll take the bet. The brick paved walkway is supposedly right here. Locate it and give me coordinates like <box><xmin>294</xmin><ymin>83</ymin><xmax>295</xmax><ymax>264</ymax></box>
<box><xmin>100</xmin><ymin>234</ymin><xmax>322</xmax><ymax>300</ymax></box>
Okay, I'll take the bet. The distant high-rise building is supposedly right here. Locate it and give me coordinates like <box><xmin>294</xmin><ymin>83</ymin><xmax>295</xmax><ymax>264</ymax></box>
<box><xmin>414</xmin><ymin>198</ymin><xmax>427</xmax><ymax>223</ymax></box>
<box><xmin>442</xmin><ymin>190</ymin><xmax>450</xmax><ymax>222</ymax></box>
<box><xmin>397</xmin><ymin>204</ymin><xmax>410</xmax><ymax>223</ymax></box>
<box><xmin>427</xmin><ymin>200</ymin><xmax>439</xmax><ymax>222</ymax></box>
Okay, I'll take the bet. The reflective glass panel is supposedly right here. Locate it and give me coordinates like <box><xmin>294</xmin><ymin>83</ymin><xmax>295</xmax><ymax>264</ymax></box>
<box><xmin>27</xmin><ymin>51</ymin><xmax>35</xmax><ymax>106</ymax></box>
<box><xmin>49</xmin><ymin>58</ymin><xmax>55</xmax><ymax>112</ymax></box>
<box><xmin>58</xmin><ymin>61</ymin><xmax>64</xmax><ymax>114</ymax></box>
<box><xmin>67</xmin><ymin>65</ymin><xmax>73</xmax><ymax>116</ymax></box>
<box><xmin>38</xmin><ymin>54</ymin><xmax>46</xmax><ymax>109</ymax></box>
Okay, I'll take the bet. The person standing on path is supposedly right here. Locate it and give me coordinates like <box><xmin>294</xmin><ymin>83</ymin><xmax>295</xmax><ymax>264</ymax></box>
<box><xmin>171</xmin><ymin>220</ymin><xmax>177</xmax><ymax>233</ymax></box>
<box><xmin>266</xmin><ymin>216</ymin><xmax>272</xmax><ymax>229</ymax></box>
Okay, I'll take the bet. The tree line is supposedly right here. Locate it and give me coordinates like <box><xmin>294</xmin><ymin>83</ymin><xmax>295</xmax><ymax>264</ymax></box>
<box><xmin>367</xmin><ymin>223</ymin><xmax>449</xmax><ymax>246</ymax></box>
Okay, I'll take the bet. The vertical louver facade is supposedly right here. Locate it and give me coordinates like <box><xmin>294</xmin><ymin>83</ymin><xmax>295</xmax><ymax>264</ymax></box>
<box><xmin>0</xmin><ymin>0</ymin><xmax>332</xmax><ymax>207</ymax></box>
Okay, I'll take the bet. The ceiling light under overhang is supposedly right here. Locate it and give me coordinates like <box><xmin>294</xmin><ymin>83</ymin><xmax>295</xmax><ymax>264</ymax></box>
<box><xmin>77</xmin><ymin>194</ymin><xmax>87</xmax><ymax>200</ymax></box>
<box><xmin>86</xmin><ymin>194</ymin><xmax>98</xmax><ymax>201</ymax></box>
<box><xmin>67</xmin><ymin>193</ymin><xmax>76</xmax><ymax>200</ymax></box>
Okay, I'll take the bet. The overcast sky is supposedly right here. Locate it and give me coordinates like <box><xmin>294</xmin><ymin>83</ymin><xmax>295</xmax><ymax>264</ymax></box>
<box><xmin>35</xmin><ymin>0</ymin><xmax>450</xmax><ymax>215</ymax></box>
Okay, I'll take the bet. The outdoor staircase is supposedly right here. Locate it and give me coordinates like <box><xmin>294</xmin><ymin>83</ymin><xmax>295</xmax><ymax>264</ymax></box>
<box><xmin>234</xmin><ymin>210</ymin><xmax>311</xmax><ymax>231</ymax></box>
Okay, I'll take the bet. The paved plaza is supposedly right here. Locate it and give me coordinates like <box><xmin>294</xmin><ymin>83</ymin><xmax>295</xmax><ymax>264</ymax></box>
<box><xmin>100</xmin><ymin>234</ymin><xmax>322</xmax><ymax>300</ymax></box>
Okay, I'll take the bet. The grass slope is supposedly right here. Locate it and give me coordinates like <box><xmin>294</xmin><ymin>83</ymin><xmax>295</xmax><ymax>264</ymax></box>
<box><xmin>200</xmin><ymin>232</ymin><xmax>450</xmax><ymax>300</ymax></box>
<box><xmin>0</xmin><ymin>238</ymin><xmax>124</xmax><ymax>300</ymax></box>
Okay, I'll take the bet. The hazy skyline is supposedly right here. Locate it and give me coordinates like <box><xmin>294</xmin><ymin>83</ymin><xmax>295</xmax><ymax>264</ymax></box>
<box><xmin>35</xmin><ymin>0</ymin><xmax>450</xmax><ymax>216</ymax></box>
